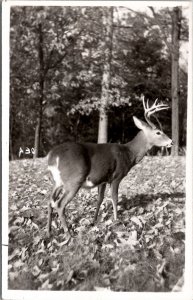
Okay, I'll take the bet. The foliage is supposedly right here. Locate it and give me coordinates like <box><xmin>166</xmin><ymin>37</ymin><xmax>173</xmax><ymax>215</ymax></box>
<box><xmin>8</xmin><ymin>156</ymin><xmax>185</xmax><ymax>291</ymax></box>
<box><xmin>9</xmin><ymin>6</ymin><xmax>188</xmax><ymax>157</ymax></box>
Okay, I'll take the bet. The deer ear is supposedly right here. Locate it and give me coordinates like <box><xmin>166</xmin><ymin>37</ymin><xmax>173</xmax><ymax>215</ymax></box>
<box><xmin>133</xmin><ymin>116</ymin><xmax>148</xmax><ymax>130</ymax></box>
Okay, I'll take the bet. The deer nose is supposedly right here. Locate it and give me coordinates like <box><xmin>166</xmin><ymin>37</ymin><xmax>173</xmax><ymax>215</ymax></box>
<box><xmin>171</xmin><ymin>141</ymin><xmax>174</xmax><ymax>146</ymax></box>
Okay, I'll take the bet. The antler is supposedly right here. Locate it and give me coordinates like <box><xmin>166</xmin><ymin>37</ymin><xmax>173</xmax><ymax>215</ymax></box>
<box><xmin>142</xmin><ymin>96</ymin><xmax>169</xmax><ymax>129</ymax></box>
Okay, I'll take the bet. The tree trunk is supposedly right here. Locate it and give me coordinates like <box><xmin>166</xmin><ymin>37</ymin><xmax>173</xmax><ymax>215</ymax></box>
<box><xmin>171</xmin><ymin>7</ymin><xmax>181</xmax><ymax>156</ymax></box>
<box><xmin>34</xmin><ymin>114</ymin><xmax>42</xmax><ymax>158</ymax></box>
<box><xmin>149</xmin><ymin>7</ymin><xmax>181</xmax><ymax>156</ymax></box>
<box><xmin>9</xmin><ymin>137</ymin><xmax>14</xmax><ymax>160</ymax></box>
<box><xmin>98</xmin><ymin>7</ymin><xmax>113</xmax><ymax>144</ymax></box>
<box><xmin>9</xmin><ymin>115</ymin><xmax>14</xmax><ymax>160</ymax></box>
<box><xmin>34</xmin><ymin>24</ymin><xmax>44</xmax><ymax>158</ymax></box>
<box><xmin>75</xmin><ymin>115</ymin><xmax>80</xmax><ymax>142</ymax></box>
<box><xmin>122</xmin><ymin>111</ymin><xmax>125</xmax><ymax>143</ymax></box>
<box><xmin>171</xmin><ymin>53</ymin><xmax>179</xmax><ymax>156</ymax></box>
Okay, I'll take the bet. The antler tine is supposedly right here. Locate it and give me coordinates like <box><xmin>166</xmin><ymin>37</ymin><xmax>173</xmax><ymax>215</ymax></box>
<box><xmin>142</xmin><ymin>95</ymin><xmax>146</xmax><ymax>109</ymax></box>
<box><xmin>142</xmin><ymin>97</ymin><xmax>169</xmax><ymax>129</ymax></box>
<box><xmin>147</xmin><ymin>104</ymin><xmax>169</xmax><ymax>117</ymax></box>
<box><xmin>154</xmin><ymin>98</ymin><xmax>159</xmax><ymax>106</ymax></box>
<box><xmin>142</xmin><ymin>96</ymin><xmax>150</xmax><ymax>111</ymax></box>
<box><xmin>146</xmin><ymin>98</ymin><xmax>169</xmax><ymax>117</ymax></box>
<box><xmin>142</xmin><ymin>97</ymin><xmax>155</xmax><ymax>128</ymax></box>
<box><xmin>146</xmin><ymin>99</ymin><xmax>149</xmax><ymax>109</ymax></box>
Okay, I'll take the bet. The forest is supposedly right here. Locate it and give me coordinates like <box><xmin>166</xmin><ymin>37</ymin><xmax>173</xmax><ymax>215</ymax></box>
<box><xmin>10</xmin><ymin>5</ymin><xmax>188</xmax><ymax>159</ymax></box>
<box><xmin>7</xmin><ymin>5</ymin><xmax>188</xmax><ymax>293</ymax></box>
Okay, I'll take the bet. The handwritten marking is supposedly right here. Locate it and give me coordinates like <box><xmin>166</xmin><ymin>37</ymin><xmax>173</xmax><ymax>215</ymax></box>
<box><xmin>19</xmin><ymin>147</ymin><xmax>35</xmax><ymax>157</ymax></box>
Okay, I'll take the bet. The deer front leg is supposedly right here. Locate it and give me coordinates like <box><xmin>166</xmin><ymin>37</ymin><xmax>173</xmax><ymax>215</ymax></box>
<box><xmin>110</xmin><ymin>180</ymin><xmax>121</xmax><ymax>221</ymax></box>
<box><xmin>93</xmin><ymin>183</ymin><xmax>106</xmax><ymax>223</ymax></box>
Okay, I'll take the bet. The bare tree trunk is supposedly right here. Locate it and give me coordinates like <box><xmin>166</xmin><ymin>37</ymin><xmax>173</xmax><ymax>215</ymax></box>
<box><xmin>75</xmin><ymin>115</ymin><xmax>80</xmax><ymax>142</ymax></box>
<box><xmin>171</xmin><ymin>7</ymin><xmax>181</xmax><ymax>156</ymax></box>
<box><xmin>9</xmin><ymin>137</ymin><xmax>14</xmax><ymax>160</ymax></box>
<box><xmin>122</xmin><ymin>111</ymin><xmax>125</xmax><ymax>143</ymax></box>
<box><xmin>149</xmin><ymin>7</ymin><xmax>181</xmax><ymax>156</ymax></box>
<box><xmin>9</xmin><ymin>115</ymin><xmax>14</xmax><ymax>160</ymax></box>
<box><xmin>34</xmin><ymin>113</ymin><xmax>42</xmax><ymax>158</ymax></box>
<box><xmin>34</xmin><ymin>24</ymin><xmax>44</xmax><ymax>158</ymax></box>
<box><xmin>98</xmin><ymin>7</ymin><xmax>113</xmax><ymax>143</ymax></box>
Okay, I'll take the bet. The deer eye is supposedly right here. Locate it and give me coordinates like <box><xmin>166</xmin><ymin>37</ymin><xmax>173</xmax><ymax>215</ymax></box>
<box><xmin>156</xmin><ymin>131</ymin><xmax>161</xmax><ymax>135</ymax></box>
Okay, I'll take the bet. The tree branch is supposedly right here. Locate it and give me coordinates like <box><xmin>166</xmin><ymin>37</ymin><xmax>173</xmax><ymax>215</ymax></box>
<box><xmin>48</xmin><ymin>51</ymin><xmax>68</xmax><ymax>70</ymax></box>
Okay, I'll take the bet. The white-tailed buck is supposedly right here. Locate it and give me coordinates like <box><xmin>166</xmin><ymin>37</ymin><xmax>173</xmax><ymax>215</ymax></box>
<box><xmin>47</xmin><ymin>98</ymin><xmax>173</xmax><ymax>241</ymax></box>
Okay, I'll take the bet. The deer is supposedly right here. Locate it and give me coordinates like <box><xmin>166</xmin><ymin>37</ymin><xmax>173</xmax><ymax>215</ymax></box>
<box><xmin>47</xmin><ymin>98</ymin><xmax>173</xmax><ymax>241</ymax></box>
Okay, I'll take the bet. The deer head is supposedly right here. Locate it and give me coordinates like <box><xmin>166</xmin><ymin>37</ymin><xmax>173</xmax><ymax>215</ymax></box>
<box><xmin>133</xmin><ymin>97</ymin><xmax>173</xmax><ymax>148</ymax></box>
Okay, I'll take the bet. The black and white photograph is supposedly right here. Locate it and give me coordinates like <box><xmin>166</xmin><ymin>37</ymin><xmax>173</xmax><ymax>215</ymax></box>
<box><xmin>1</xmin><ymin>1</ymin><xmax>192</xmax><ymax>299</ymax></box>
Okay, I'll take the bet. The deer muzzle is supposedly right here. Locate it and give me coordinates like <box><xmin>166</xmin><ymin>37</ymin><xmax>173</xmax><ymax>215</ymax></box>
<box><xmin>166</xmin><ymin>140</ymin><xmax>174</xmax><ymax>148</ymax></box>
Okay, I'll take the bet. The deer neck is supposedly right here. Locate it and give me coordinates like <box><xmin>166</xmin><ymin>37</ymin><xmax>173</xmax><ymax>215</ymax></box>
<box><xmin>126</xmin><ymin>131</ymin><xmax>152</xmax><ymax>164</ymax></box>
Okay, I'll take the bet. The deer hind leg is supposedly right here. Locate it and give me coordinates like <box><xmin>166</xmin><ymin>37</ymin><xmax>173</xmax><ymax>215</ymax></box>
<box><xmin>54</xmin><ymin>184</ymin><xmax>80</xmax><ymax>239</ymax></box>
<box><xmin>47</xmin><ymin>161</ymin><xmax>64</xmax><ymax>236</ymax></box>
<box><xmin>93</xmin><ymin>183</ymin><xmax>106</xmax><ymax>223</ymax></box>
<box><xmin>47</xmin><ymin>185</ymin><xmax>63</xmax><ymax>237</ymax></box>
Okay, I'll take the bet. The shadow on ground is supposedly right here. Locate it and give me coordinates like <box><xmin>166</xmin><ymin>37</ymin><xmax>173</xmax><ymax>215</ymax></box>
<box><xmin>119</xmin><ymin>192</ymin><xmax>185</xmax><ymax>210</ymax></box>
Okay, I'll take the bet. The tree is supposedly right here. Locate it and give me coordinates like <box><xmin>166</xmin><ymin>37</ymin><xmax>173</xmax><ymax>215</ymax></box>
<box><xmin>149</xmin><ymin>7</ymin><xmax>182</xmax><ymax>156</ymax></box>
<box><xmin>10</xmin><ymin>6</ymin><xmax>82</xmax><ymax>158</ymax></box>
<box><xmin>33</xmin><ymin>8</ymin><xmax>82</xmax><ymax>157</ymax></box>
<box><xmin>34</xmin><ymin>23</ymin><xmax>44</xmax><ymax>158</ymax></box>
<box><xmin>97</xmin><ymin>7</ymin><xmax>113</xmax><ymax>143</ymax></box>
<box><xmin>171</xmin><ymin>7</ymin><xmax>182</xmax><ymax>156</ymax></box>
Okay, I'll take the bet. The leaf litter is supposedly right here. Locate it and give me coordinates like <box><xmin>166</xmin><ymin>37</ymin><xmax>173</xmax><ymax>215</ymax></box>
<box><xmin>8</xmin><ymin>156</ymin><xmax>185</xmax><ymax>291</ymax></box>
